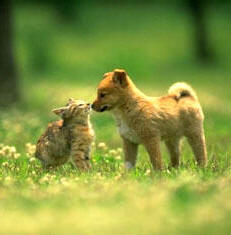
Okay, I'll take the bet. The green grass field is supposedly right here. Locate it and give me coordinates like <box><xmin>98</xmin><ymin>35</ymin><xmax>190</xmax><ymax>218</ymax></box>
<box><xmin>0</xmin><ymin>3</ymin><xmax>231</xmax><ymax>234</ymax></box>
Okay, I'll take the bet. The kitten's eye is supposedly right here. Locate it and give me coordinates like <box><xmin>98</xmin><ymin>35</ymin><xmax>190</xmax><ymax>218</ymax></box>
<box><xmin>100</xmin><ymin>93</ymin><xmax>106</xmax><ymax>98</ymax></box>
<box><xmin>78</xmin><ymin>104</ymin><xmax>84</xmax><ymax>107</ymax></box>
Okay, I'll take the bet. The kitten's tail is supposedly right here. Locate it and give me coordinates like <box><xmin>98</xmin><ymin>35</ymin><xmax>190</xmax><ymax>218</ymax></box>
<box><xmin>168</xmin><ymin>82</ymin><xmax>198</xmax><ymax>101</ymax></box>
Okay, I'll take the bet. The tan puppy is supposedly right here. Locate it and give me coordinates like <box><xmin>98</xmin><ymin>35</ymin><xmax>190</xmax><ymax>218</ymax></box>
<box><xmin>92</xmin><ymin>69</ymin><xmax>207</xmax><ymax>170</ymax></box>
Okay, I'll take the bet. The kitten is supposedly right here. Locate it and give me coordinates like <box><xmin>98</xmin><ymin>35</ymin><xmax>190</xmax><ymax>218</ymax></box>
<box><xmin>35</xmin><ymin>99</ymin><xmax>94</xmax><ymax>170</ymax></box>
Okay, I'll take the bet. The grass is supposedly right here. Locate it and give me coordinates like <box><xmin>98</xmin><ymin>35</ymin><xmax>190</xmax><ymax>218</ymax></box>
<box><xmin>0</xmin><ymin>2</ymin><xmax>231</xmax><ymax>234</ymax></box>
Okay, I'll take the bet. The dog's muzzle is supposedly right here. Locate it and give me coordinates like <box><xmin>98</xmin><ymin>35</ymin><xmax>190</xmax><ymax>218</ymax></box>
<box><xmin>91</xmin><ymin>103</ymin><xmax>110</xmax><ymax>112</ymax></box>
<box><xmin>91</xmin><ymin>103</ymin><xmax>109</xmax><ymax>112</ymax></box>
<box><xmin>99</xmin><ymin>105</ymin><xmax>109</xmax><ymax>112</ymax></box>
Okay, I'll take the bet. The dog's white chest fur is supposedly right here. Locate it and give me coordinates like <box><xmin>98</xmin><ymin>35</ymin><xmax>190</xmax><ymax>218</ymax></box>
<box><xmin>112</xmin><ymin>109</ymin><xmax>140</xmax><ymax>144</ymax></box>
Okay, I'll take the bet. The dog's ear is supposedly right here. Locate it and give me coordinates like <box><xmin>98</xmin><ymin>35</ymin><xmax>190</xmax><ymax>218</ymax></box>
<box><xmin>103</xmin><ymin>72</ymin><xmax>109</xmax><ymax>79</ymax></box>
<box><xmin>112</xmin><ymin>69</ymin><xmax>128</xmax><ymax>87</ymax></box>
<box><xmin>52</xmin><ymin>106</ymin><xmax>68</xmax><ymax>117</ymax></box>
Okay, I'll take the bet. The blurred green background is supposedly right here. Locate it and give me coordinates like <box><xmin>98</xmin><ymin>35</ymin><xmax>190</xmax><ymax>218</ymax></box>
<box><xmin>1</xmin><ymin>1</ymin><xmax>231</xmax><ymax>234</ymax></box>
<box><xmin>0</xmin><ymin>0</ymin><xmax>231</xmax><ymax>151</ymax></box>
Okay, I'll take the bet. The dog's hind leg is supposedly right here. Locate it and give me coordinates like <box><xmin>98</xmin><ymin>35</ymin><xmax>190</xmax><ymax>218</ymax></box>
<box><xmin>144</xmin><ymin>137</ymin><xmax>163</xmax><ymax>170</ymax></box>
<box><xmin>165</xmin><ymin>138</ymin><xmax>181</xmax><ymax>168</ymax></box>
<box><xmin>122</xmin><ymin>137</ymin><xmax>138</xmax><ymax>170</ymax></box>
<box><xmin>186</xmin><ymin>129</ymin><xmax>207</xmax><ymax>167</ymax></box>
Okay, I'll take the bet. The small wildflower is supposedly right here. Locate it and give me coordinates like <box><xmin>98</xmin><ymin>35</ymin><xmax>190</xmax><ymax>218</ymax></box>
<box><xmin>98</xmin><ymin>142</ymin><xmax>107</xmax><ymax>150</ymax></box>
<box><xmin>14</xmin><ymin>153</ymin><xmax>21</xmax><ymax>159</ymax></box>
<box><xmin>29</xmin><ymin>157</ymin><xmax>36</xmax><ymax>163</ymax></box>
<box><xmin>39</xmin><ymin>175</ymin><xmax>49</xmax><ymax>184</ymax></box>
<box><xmin>109</xmin><ymin>149</ymin><xmax>117</xmax><ymax>156</ymax></box>
<box><xmin>26</xmin><ymin>177</ymin><xmax>33</xmax><ymax>184</ymax></box>
<box><xmin>145</xmin><ymin>169</ymin><xmax>151</xmax><ymax>176</ymax></box>
<box><xmin>115</xmin><ymin>155</ymin><xmax>121</xmax><ymax>160</ymax></box>
<box><xmin>25</xmin><ymin>143</ymin><xmax>36</xmax><ymax>158</ymax></box>
<box><xmin>0</xmin><ymin>144</ymin><xmax>21</xmax><ymax>159</ymax></box>
<box><xmin>10</xmin><ymin>147</ymin><xmax>16</xmax><ymax>153</ymax></box>
<box><xmin>5</xmin><ymin>176</ymin><xmax>12</xmax><ymax>182</ymax></box>
<box><xmin>60</xmin><ymin>177</ymin><xmax>66</xmax><ymax>183</ymax></box>
<box><xmin>2</xmin><ymin>162</ymin><xmax>9</xmax><ymax>167</ymax></box>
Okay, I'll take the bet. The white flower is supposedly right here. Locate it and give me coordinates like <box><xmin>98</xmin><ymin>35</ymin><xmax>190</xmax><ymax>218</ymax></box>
<box><xmin>29</xmin><ymin>157</ymin><xmax>36</xmax><ymax>163</ymax></box>
<box><xmin>5</xmin><ymin>176</ymin><xmax>12</xmax><ymax>182</ymax></box>
<box><xmin>25</xmin><ymin>143</ymin><xmax>36</xmax><ymax>157</ymax></box>
<box><xmin>98</xmin><ymin>142</ymin><xmax>107</xmax><ymax>150</ymax></box>
<box><xmin>145</xmin><ymin>169</ymin><xmax>151</xmax><ymax>176</ymax></box>
<box><xmin>2</xmin><ymin>162</ymin><xmax>9</xmax><ymax>167</ymax></box>
<box><xmin>10</xmin><ymin>147</ymin><xmax>16</xmax><ymax>153</ymax></box>
<box><xmin>115</xmin><ymin>155</ymin><xmax>121</xmax><ymax>160</ymax></box>
<box><xmin>109</xmin><ymin>149</ymin><xmax>117</xmax><ymax>156</ymax></box>
<box><xmin>14</xmin><ymin>153</ymin><xmax>21</xmax><ymax>159</ymax></box>
<box><xmin>39</xmin><ymin>175</ymin><xmax>49</xmax><ymax>184</ymax></box>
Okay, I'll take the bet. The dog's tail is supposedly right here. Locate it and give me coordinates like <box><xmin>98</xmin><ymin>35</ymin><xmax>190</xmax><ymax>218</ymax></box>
<box><xmin>168</xmin><ymin>82</ymin><xmax>198</xmax><ymax>101</ymax></box>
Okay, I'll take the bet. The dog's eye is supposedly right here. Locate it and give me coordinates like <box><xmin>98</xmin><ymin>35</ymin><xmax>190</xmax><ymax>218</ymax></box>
<box><xmin>100</xmin><ymin>93</ymin><xmax>106</xmax><ymax>98</ymax></box>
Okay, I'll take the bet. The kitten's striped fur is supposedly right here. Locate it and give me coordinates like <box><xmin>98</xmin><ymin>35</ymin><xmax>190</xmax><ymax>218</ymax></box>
<box><xmin>35</xmin><ymin>99</ymin><xmax>94</xmax><ymax>170</ymax></box>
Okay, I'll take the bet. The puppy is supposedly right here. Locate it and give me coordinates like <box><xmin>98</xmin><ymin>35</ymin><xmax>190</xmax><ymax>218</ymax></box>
<box><xmin>92</xmin><ymin>69</ymin><xmax>207</xmax><ymax>170</ymax></box>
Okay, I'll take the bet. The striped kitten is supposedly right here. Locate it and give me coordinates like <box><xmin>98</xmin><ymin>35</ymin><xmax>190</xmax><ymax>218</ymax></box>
<box><xmin>35</xmin><ymin>99</ymin><xmax>94</xmax><ymax>170</ymax></box>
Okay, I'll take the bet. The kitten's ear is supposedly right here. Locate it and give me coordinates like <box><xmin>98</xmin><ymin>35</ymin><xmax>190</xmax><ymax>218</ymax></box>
<box><xmin>112</xmin><ymin>69</ymin><xmax>128</xmax><ymax>88</ymax></box>
<box><xmin>52</xmin><ymin>107</ymin><xmax>68</xmax><ymax>117</ymax></box>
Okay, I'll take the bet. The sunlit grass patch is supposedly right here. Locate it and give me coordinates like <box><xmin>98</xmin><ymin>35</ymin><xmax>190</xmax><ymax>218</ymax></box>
<box><xmin>0</xmin><ymin>126</ymin><xmax>230</xmax><ymax>235</ymax></box>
